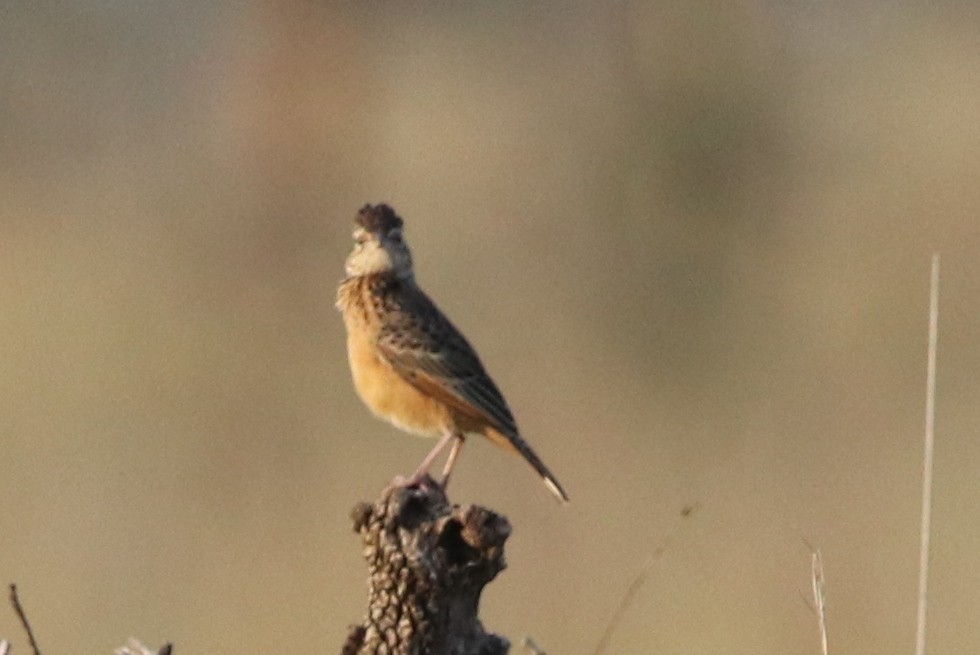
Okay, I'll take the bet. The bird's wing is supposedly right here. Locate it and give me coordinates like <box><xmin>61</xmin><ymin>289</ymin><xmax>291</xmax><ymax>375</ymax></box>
<box><xmin>376</xmin><ymin>284</ymin><xmax>519</xmax><ymax>437</ymax></box>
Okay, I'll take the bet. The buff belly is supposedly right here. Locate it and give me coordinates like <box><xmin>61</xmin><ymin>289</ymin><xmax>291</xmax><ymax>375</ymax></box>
<box><xmin>347</xmin><ymin>330</ymin><xmax>450</xmax><ymax>438</ymax></box>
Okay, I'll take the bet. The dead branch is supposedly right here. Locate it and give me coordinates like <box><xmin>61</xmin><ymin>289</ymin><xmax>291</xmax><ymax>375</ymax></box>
<box><xmin>343</xmin><ymin>477</ymin><xmax>511</xmax><ymax>655</ymax></box>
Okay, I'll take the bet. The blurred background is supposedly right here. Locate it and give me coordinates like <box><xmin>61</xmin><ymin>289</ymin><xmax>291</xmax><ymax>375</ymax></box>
<box><xmin>2</xmin><ymin>2</ymin><xmax>980</xmax><ymax>653</ymax></box>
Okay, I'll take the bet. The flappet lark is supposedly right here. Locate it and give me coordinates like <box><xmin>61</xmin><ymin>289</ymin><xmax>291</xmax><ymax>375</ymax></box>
<box><xmin>336</xmin><ymin>204</ymin><xmax>569</xmax><ymax>502</ymax></box>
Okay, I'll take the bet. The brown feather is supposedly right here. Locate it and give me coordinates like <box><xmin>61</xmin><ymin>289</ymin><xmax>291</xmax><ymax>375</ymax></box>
<box><xmin>337</xmin><ymin>210</ymin><xmax>569</xmax><ymax>502</ymax></box>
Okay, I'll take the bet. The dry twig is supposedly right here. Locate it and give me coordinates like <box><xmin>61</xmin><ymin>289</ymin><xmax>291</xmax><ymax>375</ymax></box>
<box><xmin>9</xmin><ymin>584</ymin><xmax>42</xmax><ymax>655</ymax></box>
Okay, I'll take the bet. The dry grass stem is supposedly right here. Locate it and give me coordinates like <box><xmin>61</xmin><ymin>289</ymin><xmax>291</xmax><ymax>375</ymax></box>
<box><xmin>916</xmin><ymin>253</ymin><xmax>940</xmax><ymax>655</ymax></box>
<box><xmin>523</xmin><ymin>636</ymin><xmax>547</xmax><ymax>655</ymax></box>
<box><xmin>114</xmin><ymin>638</ymin><xmax>172</xmax><ymax>655</ymax></box>
<box><xmin>592</xmin><ymin>504</ymin><xmax>699</xmax><ymax>655</ymax></box>
<box><xmin>811</xmin><ymin>549</ymin><xmax>829</xmax><ymax>655</ymax></box>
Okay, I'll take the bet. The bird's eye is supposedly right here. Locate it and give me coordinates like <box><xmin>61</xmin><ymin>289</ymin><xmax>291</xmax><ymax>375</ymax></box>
<box><xmin>388</xmin><ymin>228</ymin><xmax>403</xmax><ymax>242</ymax></box>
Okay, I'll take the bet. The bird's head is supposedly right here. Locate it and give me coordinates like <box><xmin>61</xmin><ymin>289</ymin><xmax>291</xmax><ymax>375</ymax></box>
<box><xmin>345</xmin><ymin>204</ymin><xmax>414</xmax><ymax>279</ymax></box>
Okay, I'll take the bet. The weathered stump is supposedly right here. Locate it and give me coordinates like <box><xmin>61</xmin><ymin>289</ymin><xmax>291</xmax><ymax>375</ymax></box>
<box><xmin>343</xmin><ymin>477</ymin><xmax>511</xmax><ymax>655</ymax></box>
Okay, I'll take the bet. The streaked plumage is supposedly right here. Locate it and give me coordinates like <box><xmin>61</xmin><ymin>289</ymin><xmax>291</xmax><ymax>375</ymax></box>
<box><xmin>336</xmin><ymin>204</ymin><xmax>568</xmax><ymax>502</ymax></box>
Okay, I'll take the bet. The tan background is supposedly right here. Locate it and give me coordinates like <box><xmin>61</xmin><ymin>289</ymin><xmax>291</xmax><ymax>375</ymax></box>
<box><xmin>2</xmin><ymin>2</ymin><xmax>980</xmax><ymax>653</ymax></box>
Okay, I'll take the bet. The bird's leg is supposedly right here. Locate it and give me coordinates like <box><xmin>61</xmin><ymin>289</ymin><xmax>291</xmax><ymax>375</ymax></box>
<box><xmin>440</xmin><ymin>433</ymin><xmax>466</xmax><ymax>490</ymax></box>
<box><xmin>391</xmin><ymin>431</ymin><xmax>455</xmax><ymax>490</ymax></box>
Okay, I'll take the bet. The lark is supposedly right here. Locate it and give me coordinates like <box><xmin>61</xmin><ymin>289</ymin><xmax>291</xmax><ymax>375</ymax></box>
<box><xmin>336</xmin><ymin>204</ymin><xmax>568</xmax><ymax>502</ymax></box>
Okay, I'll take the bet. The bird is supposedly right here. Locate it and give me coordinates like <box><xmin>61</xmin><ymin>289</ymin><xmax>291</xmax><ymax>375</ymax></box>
<box><xmin>335</xmin><ymin>203</ymin><xmax>569</xmax><ymax>503</ymax></box>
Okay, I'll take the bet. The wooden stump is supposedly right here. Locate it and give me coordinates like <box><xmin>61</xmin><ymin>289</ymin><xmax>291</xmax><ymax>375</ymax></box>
<box><xmin>343</xmin><ymin>478</ymin><xmax>511</xmax><ymax>655</ymax></box>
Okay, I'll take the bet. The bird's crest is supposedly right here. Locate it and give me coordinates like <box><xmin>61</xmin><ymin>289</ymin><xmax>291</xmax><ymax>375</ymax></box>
<box><xmin>356</xmin><ymin>204</ymin><xmax>403</xmax><ymax>234</ymax></box>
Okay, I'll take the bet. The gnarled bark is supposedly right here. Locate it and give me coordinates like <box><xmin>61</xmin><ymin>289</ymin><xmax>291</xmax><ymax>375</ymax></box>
<box><xmin>344</xmin><ymin>478</ymin><xmax>511</xmax><ymax>655</ymax></box>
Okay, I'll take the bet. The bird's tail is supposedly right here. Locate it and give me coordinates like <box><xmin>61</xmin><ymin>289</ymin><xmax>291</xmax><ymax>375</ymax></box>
<box><xmin>485</xmin><ymin>427</ymin><xmax>569</xmax><ymax>503</ymax></box>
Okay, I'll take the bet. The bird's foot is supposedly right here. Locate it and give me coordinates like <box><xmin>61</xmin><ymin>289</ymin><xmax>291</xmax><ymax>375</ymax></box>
<box><xmin>386</xmin><ymin>472</ymin><xmax>438</xmax><ymax>495</ymax></box>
